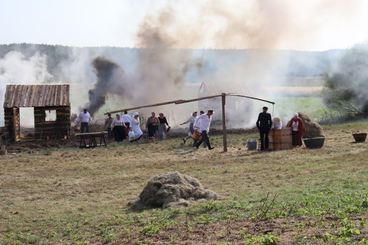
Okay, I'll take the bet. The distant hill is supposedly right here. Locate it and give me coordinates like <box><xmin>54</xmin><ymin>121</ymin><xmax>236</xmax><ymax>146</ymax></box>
<box><xmin>0</xmin><ymin>43</ymin><xmax>344</xmax><ymax>85</ymax></box>
<box><xmin>0</xmin><ymin>43</ymin><xmax>347</xmax><ymax>127</ymax></box>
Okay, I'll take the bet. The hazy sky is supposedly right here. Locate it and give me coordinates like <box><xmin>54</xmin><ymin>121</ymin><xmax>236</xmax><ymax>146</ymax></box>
<box><xmin>1</xmin><ymin>0</ymin><xmax>368</xmax><ymax>50</ymax></box>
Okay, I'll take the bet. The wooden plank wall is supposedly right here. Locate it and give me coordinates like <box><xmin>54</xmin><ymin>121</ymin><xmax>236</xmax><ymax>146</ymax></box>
<box><xmin>34</xmin><ymin>106</ymin><xmax>70</xmax><ymax>140</ymax></box>
<box><xmin>4</xmin><ymin>108</ymin><xmax>15</xmax><ymax>142</ymax></box>
<box><xmin>5</xmin><ymin>106</ymin><xmax>71</xmax><ymax>142</ymax></box>
<box><xmin>4</xmin><ymin>108</ymin><xmax>21</xmax><ymax>142</ymax></box>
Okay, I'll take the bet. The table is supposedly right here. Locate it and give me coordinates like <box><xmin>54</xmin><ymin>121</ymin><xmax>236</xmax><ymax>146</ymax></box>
<box><xmin>75</xmin><ymin>131</ymin><xmax>107</xmax><ymax>148</ymax></box>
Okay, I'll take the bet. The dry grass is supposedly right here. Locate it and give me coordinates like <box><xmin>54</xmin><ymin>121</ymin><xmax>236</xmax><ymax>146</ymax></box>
<box><xmin>1</xmin><ymin>121</ymin><xmax>368</xmax><ymax>244</ymax></box>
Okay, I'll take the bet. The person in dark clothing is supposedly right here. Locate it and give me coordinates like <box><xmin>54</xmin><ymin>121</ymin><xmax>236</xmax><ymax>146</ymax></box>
<box><xmin>111</xmin><ymin>114</ymin><xmax>126</xmax><ymax>142</ymax></box>
<box><xmin>256</xmin><ymin>106</ymin><xmax>273</xmax><ymax>151</ymax></box>
<box><xmin>158</xmin><ymin>113</ymin><xmax>170</xmax><ymax>140</ymax></box>
<box><xmin>104</xmin><ymin>113</ymin><xmax>114</xmax><ymax>139</ymax></box>
<box><xmin>146</xmin><ymin>112</ymin><xmax>159</xmax><ymax>142</ymax></box>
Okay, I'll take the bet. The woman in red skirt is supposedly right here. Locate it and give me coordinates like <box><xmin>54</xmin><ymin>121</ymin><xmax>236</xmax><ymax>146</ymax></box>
<box><xmin>287</xmin><ymin>113</ymin><xmax>305</xmax><ymax>146</ymax></box>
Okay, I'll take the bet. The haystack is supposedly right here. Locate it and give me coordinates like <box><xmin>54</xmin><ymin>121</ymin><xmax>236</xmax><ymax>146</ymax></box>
<box><xmin>129</xmin><ymin>172</ymin><xmax>218</xmax><ymax>210</ymax></box>
<box><xmin>298</xmin><ymin>112</ymin><xmax>324</xmax><ymax>138</ymax></box>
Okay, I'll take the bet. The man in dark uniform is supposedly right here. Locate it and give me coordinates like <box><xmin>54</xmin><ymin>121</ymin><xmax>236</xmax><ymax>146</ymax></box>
<box><xmin>256</xmin><ymin>106</ymin><xmax>272</xmax><ymax>151</ymax></box>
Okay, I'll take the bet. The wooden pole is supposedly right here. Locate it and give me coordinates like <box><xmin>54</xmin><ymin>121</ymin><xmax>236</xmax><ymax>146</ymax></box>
<box><xmin>104</xmin><ymin>99</ymin><xmax>184</xmax><ymax>115</ymax></box>
<box><xmin>104</xmin><ymin>94</ymin><xmax>275</xmax><ymax>116</ymax></box>
<box><xmin>104</xmin><ymin>94</ymin><xmax>225</xmax><ymax>115</ymax></box>
<box><xmin>221</xmin><ymin>93</ymin><xmax>227</xmax><ymax>152</ymax></box>
<box><xmin>229</xmin><ymin>94</ymin><xmax>275</xmax><ymax>105</ymax></box>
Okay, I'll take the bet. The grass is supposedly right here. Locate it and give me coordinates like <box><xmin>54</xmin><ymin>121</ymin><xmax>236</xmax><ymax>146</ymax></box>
<box><xmin>1</xmin><ymin>120</ymin><xmax>368</xmax><ymax>244</ymax></box>
<box><xmin>274</xmin><ymin>96</ymin><xmax>327</xmax><ymax>121</ymax></box>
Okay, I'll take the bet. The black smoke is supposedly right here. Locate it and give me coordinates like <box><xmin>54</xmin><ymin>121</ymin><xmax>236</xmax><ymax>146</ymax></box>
<box><xmin>87</xmin><ymin>56</ymin><xmax>128</xmax><ymax>116</ymax></box>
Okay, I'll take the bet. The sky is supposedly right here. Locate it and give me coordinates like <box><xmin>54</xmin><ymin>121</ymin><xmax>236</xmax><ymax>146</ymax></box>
<box><xmin>1</xmin><ymin>0</ymin><xmax>368</xmax><ymax>51</ymax></box>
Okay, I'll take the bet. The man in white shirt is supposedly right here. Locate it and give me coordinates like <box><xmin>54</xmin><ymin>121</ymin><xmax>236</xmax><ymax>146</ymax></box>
<box><xmin>193</xmin><ymin>110</ymin><xmax>214</xmax><ymax>150</ymax></box>
<box><xmin>78</xmin><ymin>109</ymin><xmax>92</xmax><ymax>133</ymax></box>
<box><xmin>121</xmin><ymin>110</ymin><xmax>132</xmax><ymax>138</ymax></box>
<box><xmin>122</xmin><ymin>110</ymin><xmax>132</xmax><ymax>127</ymax></box>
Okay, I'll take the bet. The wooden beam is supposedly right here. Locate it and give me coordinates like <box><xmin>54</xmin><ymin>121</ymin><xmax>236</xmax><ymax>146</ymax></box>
<box><xmin>229</xmin><ymin>94</ymin><xmax>275</xmax><ymax>105</ymax></box>
<box><xmin>104</xmin><ymin>99</ymin><xmax>184</xmax><ymax>115</ymax></box>
<box><xmin>221</xmin><ymin>93</ymin><xmax>228</xmax><ymax>152</ymax></box>
<box><xmin>104</xmin><ymin>94</ymin><xmax>225</xmax><ymax>115</ymax></box>
<box><xmin>174</xmin><ymin>94</ymin><xmax>223</xmax><ymax>104</ymax></box>
<box><xmin>104</xmin><ymin>93</ymin><xmax>274</xmax><ymax>115</ymax></box>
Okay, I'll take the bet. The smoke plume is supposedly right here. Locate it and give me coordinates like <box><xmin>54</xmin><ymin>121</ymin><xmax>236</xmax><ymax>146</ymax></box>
<box><xmin>323</xmin><ymin>44</ymin><xmax>368</xmax><ymax>116</ymax></box>
<box><xmin>86</xmin><ymin>56</ymin><xmax>130</xmax><ymax>115</ymax></box>
<box><xmin>0</xmin><ymin>51</ymin><xmax>53</xmax><ymax>126</ymax></box>
<box><xmin>84</xmin><ymin>8</ymin><xmax>201</xmax><ymax>116</ymax></box>
<box><xmin>1</xmin><ymin>0</ymin><xmax>367</xmax><ymax>127</ymax></box>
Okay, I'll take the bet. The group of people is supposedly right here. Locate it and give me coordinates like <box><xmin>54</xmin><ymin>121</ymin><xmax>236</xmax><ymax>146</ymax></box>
<box><xmin>76</xmin><ymin>109</ymin><xmax>143</xmax><ymax>143</ymax></box>
<box><xmin>78</xmin><ymin>106</ymin><xmax>305</xmax><ymax>150</ymax></box>
<box><xmin>146</xmin><ymin>112</ymin><xmax>171</xmax><ymax>142</ymax></box>
<box><xmin>181</xmin><ymin>110</ymin><xmax>215</xmax><ymax>150</ymax></box>
<box><xmin>256</xmin><ymin>106</ymin><xmax>305</xmax><ymax>151</ymax></box>
<box><xmin>77</xmin><ymin>109</ymin><xmax>172</xmax><ymax>143</ymax></box>
<box><xmin>104</xmin><ymin>111</ymin><xmax>171</xmax><ymax>143</ymax></box>
<box><xmin>104</xmin><ymin>111</ymin><xmax>143</xmax><ymax>143</ymax></box>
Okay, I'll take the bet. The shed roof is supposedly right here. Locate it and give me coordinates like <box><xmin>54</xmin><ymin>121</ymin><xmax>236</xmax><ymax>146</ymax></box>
<box><xmin>3</xmin><ymin>85</ymin><xmax>70</xmax><ymax>108</ymax></box>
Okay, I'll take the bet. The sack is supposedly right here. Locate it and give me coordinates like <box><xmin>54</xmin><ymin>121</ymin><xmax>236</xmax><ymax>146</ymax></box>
<box><xmin>128</xmin><ymin>131</ymin><xmax>136</xmax><ymax>141</ymax></box>
<box><xmin>192</xmin><ymin>130</ymin><xmax>202</xmax><ymax>141</ymax></box>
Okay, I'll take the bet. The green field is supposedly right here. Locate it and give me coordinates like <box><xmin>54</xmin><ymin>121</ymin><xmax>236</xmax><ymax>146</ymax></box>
<box><xmin>1</xmin><ymin>121</ymin><xmax>368</xmax><ymax>244</ymax></box>
<box><xmin>273</xmin><ymin>96</ymin><xmax>326</xmax><ymax>121</ymax></box>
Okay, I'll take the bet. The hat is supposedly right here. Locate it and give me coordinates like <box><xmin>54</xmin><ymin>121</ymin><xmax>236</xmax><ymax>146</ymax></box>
<box><xmin>133</xmin><ymin>112</ymin><xmax>139</xmax><ymax>117</ymax></box>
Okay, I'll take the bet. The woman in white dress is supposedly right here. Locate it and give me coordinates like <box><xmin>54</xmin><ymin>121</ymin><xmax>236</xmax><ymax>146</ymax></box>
<box><xmin>129</xmin><ymin>112</ymin><xmax>143</xmax><ymax>142</ymax></box>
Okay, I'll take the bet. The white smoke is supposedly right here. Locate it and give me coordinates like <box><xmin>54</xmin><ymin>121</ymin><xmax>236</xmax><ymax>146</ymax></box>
<box><xmin>0</xmin><ymin>51</ymin><xmax>53</xmax><ymax>126</ymax></box>
<box><xmin>0</xmin><ymin>51</ymin><xmax>52</xmax><ymax>83</ymax></box>
<box><xmin>323</xmin><ymin>44</ymin><xmax>368</xmax><ymax>115</ymax></box>
<box><xmin>1</xmin><ymin>0</ymin><xmax>367</xmax><ymax>129</ymax></box>
<box><xmin>119</xmin><ymin>2</ymin><xmax>294</xmax><ymax>128</ymax></box>
<box><xmin>53</xmin><ymin>47</ymin><xmax>97</xmax><ymax>113</ymax></box>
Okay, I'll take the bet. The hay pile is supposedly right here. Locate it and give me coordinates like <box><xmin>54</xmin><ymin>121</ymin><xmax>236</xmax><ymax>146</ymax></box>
<box><xmin>129</xmin><ymin>172</ymin><xmax>219</xmax><ymax>210</ymax></box>
<box><xmin>298</xmin><ymin>112</ymin><xmax>324</xmax><ymax>138</ymax></box>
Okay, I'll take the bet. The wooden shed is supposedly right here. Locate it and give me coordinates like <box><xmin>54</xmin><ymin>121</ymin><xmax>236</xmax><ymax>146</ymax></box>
<box><xmin>3</xmin><ymin>85</ymin><xmax>70</xmax><ymax>142</ymax></box>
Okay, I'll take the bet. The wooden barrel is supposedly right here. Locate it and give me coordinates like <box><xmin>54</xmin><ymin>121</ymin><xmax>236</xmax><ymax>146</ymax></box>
<box><xmin>192</xmin><ymin>130</ymin><xmax>202</xmax><ymax>141</ymax></box>
<box><xmin>270</xmin><ymin>128</ymin><xmax>292</xmax><ymax>151</ymax></box>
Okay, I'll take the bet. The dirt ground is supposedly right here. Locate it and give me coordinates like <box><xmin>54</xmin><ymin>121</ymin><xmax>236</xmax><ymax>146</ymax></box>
<box><xmin>1</xmin><ymin>120</ymin><xmax>368</xmax><ymax>244</ymax></box>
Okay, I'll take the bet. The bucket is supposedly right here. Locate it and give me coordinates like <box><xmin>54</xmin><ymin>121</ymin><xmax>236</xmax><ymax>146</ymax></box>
<box><xmin>247</xmin><ymin>139</ymin><xmax>257</xmax><ymax>150</ymax></box>
<box><xmin>352</xmin><ymin>133</ymin><xmax>367</xmax><ymax>143</ymax></box>
<box><xmin>303</xmin><ymin>137</ymin><xmax>325</xmax><ymax>149</ymax></box>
